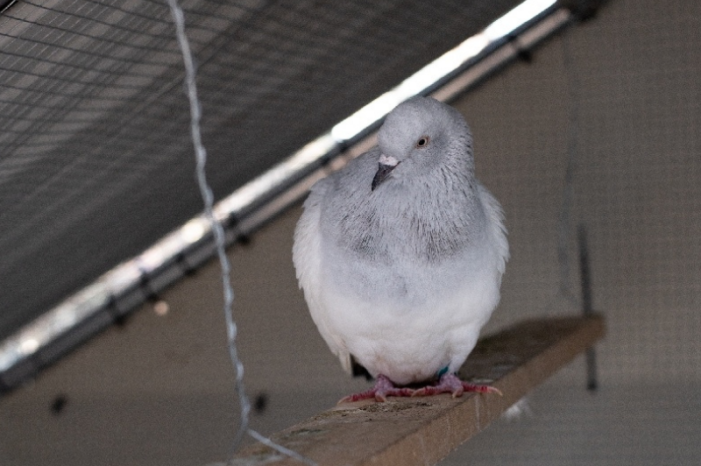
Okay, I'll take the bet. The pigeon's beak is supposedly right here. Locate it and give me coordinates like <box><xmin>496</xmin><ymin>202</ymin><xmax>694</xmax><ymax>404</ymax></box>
<box><xmin>371</xmin><ymin>154</ymin><xmax>400</xmax><ymax>191</ymax></box>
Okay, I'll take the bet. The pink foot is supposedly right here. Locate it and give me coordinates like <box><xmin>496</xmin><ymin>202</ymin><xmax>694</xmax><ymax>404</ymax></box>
<box><xmin>339</xmin><ymin>374</ymin><xmax>416</xmax><ymax>403</ymax></box>
<box><xmin>412</xmin><ymin>373</ymin><xmax>503</xmax><ymax>398</ymax></box>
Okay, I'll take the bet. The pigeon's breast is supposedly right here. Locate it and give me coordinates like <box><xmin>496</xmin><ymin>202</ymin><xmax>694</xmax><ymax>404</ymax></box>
<box><xmin>334</xmin><ymin>201</ymin><xmax>477</xmax><ymax>265</ymax></box>
<box><xmin>325</xmin><ymin>212</ymin><xmax>481</xmax><ymax>307</ymax></box>
<box><xmin>338</xmin><ymin>208</ymin><xmax>392</xmax><ymax>262</ymax></box>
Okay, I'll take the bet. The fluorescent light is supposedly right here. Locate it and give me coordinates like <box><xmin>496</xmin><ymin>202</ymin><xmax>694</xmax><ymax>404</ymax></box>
<box><xmin>331</xmin><ymin>92</ymin><xmax>402</xmax><ymax>142</ymax></box>
<box><xmin>485</xmin><ymin>0</ymin><xmax>557</xmax><ymax>40</ymax></box>
<box><xmin>332</xmin><ymin>0</ymin><xmax>556</xmax><ymax>143</ymax></box>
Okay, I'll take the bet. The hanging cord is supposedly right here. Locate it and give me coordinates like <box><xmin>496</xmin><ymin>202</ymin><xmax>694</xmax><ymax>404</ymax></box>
<box><xmin>557</xmin><ymin>29</ymin><xmax>583</xmax><ymax>308</ymax></box>
<box><xmin>165</xmin><ymin>1</ymin><xmax>315</xmax><ymax>464</ymax></box>
<box><xmin>165</xmin><ymin>0</ymin><xmax>249</xmax><ymax>450</ymax></box>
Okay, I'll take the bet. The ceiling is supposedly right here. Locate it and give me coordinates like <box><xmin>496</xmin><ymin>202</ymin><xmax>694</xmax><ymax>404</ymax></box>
<box><xmin>0</xmin><ymin>0</ymin><xmax>524</xmax><ymax>341</ymax></box>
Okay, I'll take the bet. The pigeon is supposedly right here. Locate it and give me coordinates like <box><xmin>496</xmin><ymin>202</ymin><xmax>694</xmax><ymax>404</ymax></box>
<box><xmin>292</xmin><ymin>96</ymin><xmax>509</xmax><ymax>402</ymax></box>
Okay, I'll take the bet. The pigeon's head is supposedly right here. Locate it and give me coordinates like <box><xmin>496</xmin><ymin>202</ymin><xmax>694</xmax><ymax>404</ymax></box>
<box><xmin>372</xmin><ymin>96</ymin><xmax>473</xmax><ymax>191</ymax></box>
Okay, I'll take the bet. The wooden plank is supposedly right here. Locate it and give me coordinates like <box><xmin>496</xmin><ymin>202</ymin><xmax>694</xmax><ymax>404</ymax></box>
<box><xmin>232</xmin><ymin>315</ymin><xmax>605</xmax><ymax>466</ymax></box>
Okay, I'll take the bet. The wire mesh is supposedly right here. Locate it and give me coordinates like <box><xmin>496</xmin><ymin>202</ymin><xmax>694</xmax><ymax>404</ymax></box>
<box><xmin>0</xmin><ymin>0</ymin><xmax>523</xmax><ymax>341</ymax></box>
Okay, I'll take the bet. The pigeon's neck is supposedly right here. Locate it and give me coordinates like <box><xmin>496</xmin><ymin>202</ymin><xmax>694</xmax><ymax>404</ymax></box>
<box><xmin>380</xmin><ymin>163</ymin><xmax>477</xmax><ymax>210</ymax></box>
<box><xmin>371</xmin><ymin>176</ymin><xmax>483</xmax><ymax>264</ymax></box>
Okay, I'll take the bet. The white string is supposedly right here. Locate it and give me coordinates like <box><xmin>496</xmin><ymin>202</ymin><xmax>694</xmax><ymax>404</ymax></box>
<box><xmin>165</xmin><ymin>2</ymin><xmax>315</xmax><ymax>464</ymax></box>
<box><xmin>165</xmin><ymin>0</ymin><xmax>250</xmax><ymax>450</ymax></box>
<box><xmin>247</xmin><ymin>429</ymin><xmax>317</xmax><ymax>466</ymax></box>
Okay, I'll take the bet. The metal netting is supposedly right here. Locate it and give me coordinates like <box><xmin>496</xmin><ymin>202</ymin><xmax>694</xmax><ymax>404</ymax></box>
<box><xmin>0</xmin><ymin>0</ymin><xmax>522</xmax><ymax>340</ymax></box>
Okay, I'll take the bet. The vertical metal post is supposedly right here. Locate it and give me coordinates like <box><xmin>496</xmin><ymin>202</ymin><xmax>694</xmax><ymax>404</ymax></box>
<box><xmin>578</xmin><ymin>224</ymin><xmax>598</xmax><ymax>391</ymax></box>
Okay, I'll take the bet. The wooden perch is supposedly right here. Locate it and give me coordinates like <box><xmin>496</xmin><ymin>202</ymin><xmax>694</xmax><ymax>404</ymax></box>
<box><xmin>232</xmin><ymin>315</ymin><xmax>605</xmax><ymax>466</ymax></box>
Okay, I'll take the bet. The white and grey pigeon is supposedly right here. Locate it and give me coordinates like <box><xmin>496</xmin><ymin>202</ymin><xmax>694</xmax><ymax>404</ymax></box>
<box><xmin>293</xmin><ymin>96</ymin><xmax>509</xmax><ymax>402</ymax></box>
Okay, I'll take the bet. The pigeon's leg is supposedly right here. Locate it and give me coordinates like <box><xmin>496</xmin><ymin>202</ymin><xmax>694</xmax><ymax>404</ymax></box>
<box><xmin>412</xmin><ymin>373</ymin><xmax>502</xmax><ymax>398</ymax></box>
<box><xmin>339</xmin><ymin>374</ymin><xmax>415</xmax><ymax>403</ymax></box>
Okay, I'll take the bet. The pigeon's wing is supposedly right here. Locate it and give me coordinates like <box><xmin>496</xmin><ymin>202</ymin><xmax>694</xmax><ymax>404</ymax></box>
<box><xmin>292</xmin><ymin>176</ymin><xmax>354</xmax><ymax>374</ymax></box>
<box><xmin>476</xmin><ymin>181</ymin><xmax>509</xmax><ymax>277</ymax></box>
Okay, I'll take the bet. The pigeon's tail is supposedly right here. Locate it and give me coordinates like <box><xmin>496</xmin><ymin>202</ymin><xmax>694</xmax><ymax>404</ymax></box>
<box><xmin>350</xmin><ymin>355</ymin><xmax>373</xmax><ymax>380</ymax></box>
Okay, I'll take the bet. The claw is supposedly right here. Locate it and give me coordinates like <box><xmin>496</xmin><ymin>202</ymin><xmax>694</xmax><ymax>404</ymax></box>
<box><xmin>461</xmin><ymin>382</ymin><xmax>503</xmax><ymax>397</ymax></box>
<box><xmin>411</xmin><ymin>373</ymin><xmax>502</xmax><ymax>398</ymax></box>
<box><xmin>338</xmin><ymin>374</ymin><xmax>415</xmax><ymax>403</ymax></box>
<box><xmin>338</xmin><ymin>373</ymin><xmax>502</xmax><ymax>404</ymax></box>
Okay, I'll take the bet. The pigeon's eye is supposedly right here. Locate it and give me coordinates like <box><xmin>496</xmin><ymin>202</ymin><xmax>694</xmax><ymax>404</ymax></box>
<box><xmin>416</xmin><ymin>136</ymin><xmax>430</xmax><ymax>148</ymax></box>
